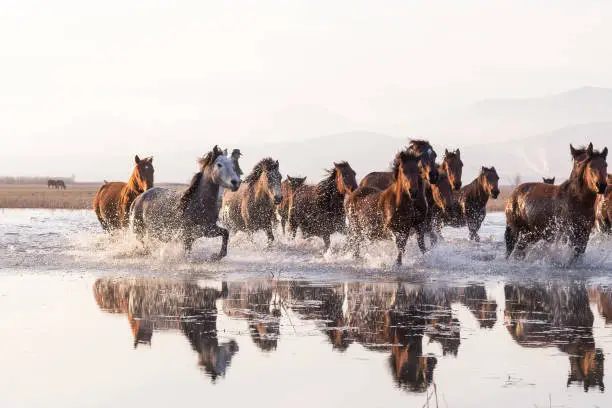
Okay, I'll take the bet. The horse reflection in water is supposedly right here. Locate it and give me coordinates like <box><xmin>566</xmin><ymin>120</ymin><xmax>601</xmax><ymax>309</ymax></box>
<box><xmin>93</xmin><ymin>279</ymin><xmax>238</xmax><ymax>381</ymax></box>
<box><xmin>460</xmin><ymin>284</ymin><xmax>498</xmax><ymax>329</ymax></box>
<box><xmin>222</xmin><ymin>282</ymin><xmax>284</xmax><ymax>352</ymax></box>
<box><xmin>589</xmin><ymin>286</ymin><xmax>612</xmax><ymax>325</ymax></box>
<box><xmin>290</xmin><ymin>282</ymin><xmax>467</xmax><ymax>391</ymax></box>
<box><xmin>505</xmin><ymin>283</ymin><xmax>604</xmax><ymax>392</ymax></box>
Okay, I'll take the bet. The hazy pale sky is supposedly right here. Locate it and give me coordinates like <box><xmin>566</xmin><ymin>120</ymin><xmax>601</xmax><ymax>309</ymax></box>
<box><xmin>1</xmin><ymin>0</ymin><xmax>612</xmax><ymax>179</ymax></box>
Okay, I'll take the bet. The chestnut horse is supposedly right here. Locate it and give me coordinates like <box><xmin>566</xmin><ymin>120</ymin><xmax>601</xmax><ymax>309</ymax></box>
<box><xmin>505</xmin><ymin>143</ymin><xmax>608</xmax><ymax>260</ymax></box>
<box><xmin>346</xmin><ymin>150</ymin><xmax>423</xmax><ymax>265</ymax></box>
<box><xmin>360</xmin><ymin>140</ymin><xmax>439</xmax><ymax>251</ymax></box>
<box><xmin>130</xmin><ymin>146</ymin><xmax>240</xmax><ymax>260</ymax></box>
<box><xmin>93</xmin><ymin>155</ymin><xmax>154</xmax><ymax>231</ymax></box>
<box><xmin>542</xmin><ymin>177</ymin><xmax>556</xmax><ymax>185</ymax></box>
<box><xmin>278</xmin><ymin>175</ymin><xmax>307</xmax><ymax>234</ymax></box>
<box><xmin>456</xmin><ymin>166</ymin><xmax>500</xmax><ymax>241</ymax></box>
<box><xmin>289</xmin><ymin>161</ymin><xmax>357</xmax><ymax>251</ymax></box>
<box><xmin>221</xmin><ymin>158</ymin><xmax>283</xmax><ymax>244</ymax></box>
<box><xmin>594</xmin><ymin>174</ymin><xmax>611</xmax><ymax>233</ymax></box>
<box><xmin>442</xmin><ymin>149</ymin><xmax>463</xmax><ymax>191</ymax></box>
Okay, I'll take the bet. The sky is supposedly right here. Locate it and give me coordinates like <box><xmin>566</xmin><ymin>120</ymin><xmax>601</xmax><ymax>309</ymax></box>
<box><xmin>1</xmin><ymin>0</ymin><xmax>612</xmax><ymax>180</ymax></box>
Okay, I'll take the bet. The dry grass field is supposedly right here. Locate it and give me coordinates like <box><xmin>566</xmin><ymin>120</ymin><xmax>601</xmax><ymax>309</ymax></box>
<box><xmin>0</xmin><ymin>183</ymin><xmax>186</xmax><ymax>209</ymax></box>
<box><xmin>0</xmin><ymin>182</ymin><xmax>514</xmax><ymax>212</ymax></box>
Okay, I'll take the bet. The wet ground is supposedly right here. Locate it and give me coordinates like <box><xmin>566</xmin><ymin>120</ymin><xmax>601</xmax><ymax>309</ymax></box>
<box><xmin>1</xmin><ymin>209</ymin><xmax>611</xmax><ymax>407</ymax></box>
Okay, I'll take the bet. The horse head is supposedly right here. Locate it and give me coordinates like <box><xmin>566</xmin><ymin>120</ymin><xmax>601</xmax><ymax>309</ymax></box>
<box><xmin>394</xmin><ymin>151</ymin><xmax>421</xmax><ymax>199</ymax></box>
<box><xmin>480</xmin><ymin>166</ymin><xmax>500</xmax><ymax>199</ymax></box>
<box><xmin>204</xmin><ymin>145</ymin><xmax>241</xmax><ymax>191</ymax></box>
<box><xmin>408</xmin><ymin>140</ymin><xmax>438</xmax><ymax>185</ymax></box>
<box><xmin>134</xmin><ymin>155</ymin><xmax>154</xmax><ymax>190</ymax></box>
<box><xmin>443</xmin><ymin>148</ymin><xmax>463</xmax><ymax>190</ymax></box>
<box><xmin>574</xmin><ymin>143</ymin><xmax>608</xmax><ymax>195</ymax></box>
<box><xmin>246</xmin><ymin>158</ymin><xmax>282</xmax><ymax>204</ymax></box>
<box><xmin>333</xmin><ymin>161</ymin><xmax>358</xmax><ymax>195</ymax></box>
<box><xmin>542</xmin><ymin>177</ymin><xmax>555</xmax><ymax>185</ymax></box>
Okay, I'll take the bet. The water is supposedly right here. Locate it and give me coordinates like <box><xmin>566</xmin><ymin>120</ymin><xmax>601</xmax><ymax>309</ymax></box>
<box><xmin>0</xmin><ymin>209</ymin><xmax>611</xmax><ymax>407</ymax></box>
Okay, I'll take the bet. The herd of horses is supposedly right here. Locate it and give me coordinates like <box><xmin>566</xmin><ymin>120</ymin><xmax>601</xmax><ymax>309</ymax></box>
<box><xmin>92</xmin><ymin>140</ymin><xmax>610</xmax><ymax>265</ymax></box>
<box><xmin>47</xmin><ymin>179</ymin><xmax>66</xmax><ymax>189</ymax></box>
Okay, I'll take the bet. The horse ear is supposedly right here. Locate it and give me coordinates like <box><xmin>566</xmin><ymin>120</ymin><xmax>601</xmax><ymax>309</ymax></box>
<box><xmin>602</xmin><ymin>147</ymin><xmax>608</xmax><ymax>160</ymax></box>
<box><xmin>570</xmin><ymin>144</ymin><xmax>579</xmax><ymax>158</ymax></box>
<box><xmin>481</xmin><ymin>166</ymin><xmax>487</xmax><ymax>172</ymax></box>
<box><xmin>587</xmin><ymin>143</ymin><xmax>594</xmax><ymax>157</ymax></box>
<box><xmin>275</xmin><ymin>160</ymin><xmax>279</xmax><ymax>169</ymax></box>
<box><xmin>135</xmin><ymin>155</ymin><xmax>141</xmax><ymax>164</ymax></box>
<box><xmin>456</xmin><ymin>149</ymin><xmax>460</xmax><ymax>157</ymax></box>
<box><xmin>445</xmin><ymin>148</ymin><xmax>449</xmax><ymax>155</ymax></box>
<box><xmin>490</xmin><ymin>166</ymin><xmax>496</xmax><ymax>172</ymax></box>
<box><xmin>148</xmin><ymin>156</ymin><xmax>153</xmax><ymax>163</ymax></box>
<box><xmin>552</xmin><ymin>177</ymin><xmax>555</xmax><ymax>183</ymax></box>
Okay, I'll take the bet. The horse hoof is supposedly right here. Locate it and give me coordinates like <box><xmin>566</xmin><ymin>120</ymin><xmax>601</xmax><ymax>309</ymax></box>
<box><xmin>209</xmin><ymin>253</ymin><xmax>225</xmax><ymax>262</ymax></box>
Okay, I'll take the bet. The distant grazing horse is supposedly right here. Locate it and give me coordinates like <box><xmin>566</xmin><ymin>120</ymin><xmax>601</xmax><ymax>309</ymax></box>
<box><xmin>93</xmin><ymin>155</ymin><xmax>154</xmax><ymax>231</ymax></box>
<box><xmin>47</xmin><ymin>179</ymin><xmax>66</xmax><ymax>189</ymax></box>
<box><xmin>221</xmin><ymin>158</ymin><xmax>283</xmax><ymax>244</ymax></box>
<box><xmin>130</xmin><ymin>146</ymin><xmax>240</xmax><ymax>260</ymax></box>
<box><xmin>57</xmin><ymin>180</ymin><xmax>66</xmax><ymax>189</ymax></box>
<box><xmin>278</xmin><ymin>175</ymin><xmax>307</xmax><ymax>234</ymax></box>
<box><xmin>442</xmin><ymin>149</ymin><xmax>463</xmax><ymax>191</ymax></box>
<box><xmin>346</xmin><ymin>150</ymin><xmax>423</xmax><ymax>265</ymax></box>
<box><xmin>47</xmin><ymin>179</ymin><xmax>57</xmax><ymax>189</ymax></box>
<box><xmin>360</xmin><ymin>140</ymin><xmax>439</xmax><ymax>251</ymax></box>
<box><xmin>505</xmin><ymin>143</ymin><xmax>608</xmax><ymax>260</ymax></box>
<box><xmin>542</xmin><ymin>177</ymin><xmax>556</xmax><ymax>185</ymax></box>
<box><xmin>594</xmin><ymin>174</ymin><xmax>611</xmax><ymax>233</ymax></box>
<box><xmin>214</xmin><ymin>148</ymin><xmax>243</xmax><ymax>215</ymax></box>
<box><xmin>456</xmin><ymin>166</ymin><xmax>500</xmax><ymax>241</ymax></box>
<box><xmin>290</xmin><ymin>161</ymin><xmax>357</xmax><ymax>251</ymax></box>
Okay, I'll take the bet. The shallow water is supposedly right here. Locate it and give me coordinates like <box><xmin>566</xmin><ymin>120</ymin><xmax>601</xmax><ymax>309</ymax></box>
<box><xmin>1</xmin><ymin>209</ymin><xmax>611</xmax><ymax>407</ymax></box>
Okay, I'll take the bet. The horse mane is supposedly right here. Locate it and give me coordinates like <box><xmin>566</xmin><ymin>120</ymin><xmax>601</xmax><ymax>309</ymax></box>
<box><xmin>568</xmin><ymin>148</ymin><xmax>607</xmax><ymax>187</ymax></box>
<box><xmin>392</xmin><ymin>150</ymin><xmax>421</xmax><ymax>181</ymax></box>
<box><xmin>315</xmin><ymin>161</ymin><xmax>350</xmax><ymax>198</ymax></box>
<box><xmin>408</xmin><ymin>139</ymin><xmax>432</xmax><ymax>152</ymax></box>
<box><xmin>197</xmin><ymin>145</ymin><xmax>224</xmax><ymax>171</ymax></box>
<box><xmin>179</xmin><ymin>171</ymin><xmax>204</xmax><ymax>212</ymax></box>
<box><xmin>244</xmin><ymin>157</ymin><xmax>278</xmax><ymax>184</ymax></box>
<box><xmin>444</xmin><ymin>150</ymin><xmax>459</xmax><ymax>159</ymax></box>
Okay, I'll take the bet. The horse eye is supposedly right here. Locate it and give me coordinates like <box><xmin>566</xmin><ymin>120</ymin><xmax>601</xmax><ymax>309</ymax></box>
<box><xmin>217</xmin><ymin>163</ymin><xmax>222</xmax><ymax>168</ymax></box>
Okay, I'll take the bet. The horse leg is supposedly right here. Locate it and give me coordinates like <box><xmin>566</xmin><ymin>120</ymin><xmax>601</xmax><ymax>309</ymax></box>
<box><xmin>203</xmin><ymin>225</ymin><xmax>230</xmax><ymax>261</ymax></box>
<box><xmin>416</xmin><ymin>223</ymin><xmax>427</xmax><ymax>253</ymax></box>
<box><xmin>394</xmin><ymin>233</ymin><xmax>408</xmax><ymax>265</ymax></box>
<box><xmin>505</xmin><ymin>226</ymin><xmax>517</xmax><ymax>258</ymax></box>
<box><xmin>322</xmin><ymin>234</ymin><xmax>331</xmax><ymax>253</ymax></box>
<box><xmin>569</xmin><ymin>233</ymin><xmax>589</xmax><ymax>263</ymax></box>
<box><xmin>266</xmin><ymin>226</ymin><xmax>275</xmax><ymax>246</ymax></box>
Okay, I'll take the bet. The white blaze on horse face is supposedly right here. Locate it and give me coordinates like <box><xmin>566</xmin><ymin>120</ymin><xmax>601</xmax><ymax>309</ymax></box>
<box><xmin>272</xmin><ymin>174</ymin><xmax>283</xmax><ymax>201</ymax></box>
<box><xmin>212</xmin><ymin>155</ymin><xmax>240</xmax><ymax>190</ymax></box>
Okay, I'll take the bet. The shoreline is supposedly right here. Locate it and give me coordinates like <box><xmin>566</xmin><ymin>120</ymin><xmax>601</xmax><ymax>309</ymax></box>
<box><xmin>0</xmin><ymin>183</ymin><xmax>511</xmax><ymax>211</ymax></box>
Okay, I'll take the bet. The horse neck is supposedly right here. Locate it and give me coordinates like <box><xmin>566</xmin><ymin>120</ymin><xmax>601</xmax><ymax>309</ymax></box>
<box><xmin>193</xmin><ymin>170</ymin><xmax>220</xmax><ymax>213</ymax></box>
<box><xmin>253</xmin><ymin>174</ymin><xmax>271</xmax><ymax>202</ymax></box>
<box><xmin>392</xmin><ymin>175</ymin><xmax>414</xmax><ymax>207</ymax></box>
<box><xmin>565</xmin><ymin>170</ymin><xmax>598</xmax><ymax>208</ymax></box>
<box><xmin>317</xmin><ymin>175</ymin><xmax>343</xmax><ymax>207</ymax></box>
<box><xmin>125</xmin><ymin>168</ymin><xmax>145</xmax><ymax>194</ymax></box>
<box><xmin>471</xmin><ymin>176</ymin><xmax>488</xmax><ymax>203</ymax></box>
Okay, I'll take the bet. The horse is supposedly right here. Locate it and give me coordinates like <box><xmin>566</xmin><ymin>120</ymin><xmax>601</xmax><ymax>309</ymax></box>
<box><xmin>543</xmin><ymin>177</ymin><xmax>556</xmax><ymax>185</ymax></box>
<box><xmin>456</xmin><ymin>166</ymin><xmax>500</xmax><ymax>241</ymax></box>
<box><xmin>345</xmin><ymin>150</ymin><xmax>423</xmax><ymax>265</ymax></box>
<box><xmin>442</xmin><ymin>149</ymin><xmax>463</xmax><ymax>191</ymax></box>
<box><xmin>278</xmin><ymin>175</ymin><xmax>307</xmax><ymax>234</ymax></box>
<box><xmin>130</xmin><ymin>145</ymin><xmax>240</xmax><ymax>260</ymax></box>
<box><xmin>425</xmin><ymin>166</ymin><xmax>460</xmax><ymax>244</ymax></box>
<box><xmin>93</xmin><ymin>155</ymin><xmax>154</xmax><ymax>231</ymax></box>
<box><xmin>505</xmin><ymin>143</ymin><xmax>608</xmax><ymax>260</ymax></box>
<box><xmin>594</xmin><ymin>174</ymin><xmax>612</xmax><ymax>233</ymax></box>
<box><xmin>47</xmin><ymin>179</ymin><xmax>57</xmax><ymax>189</ymax></box>
<box><xmin>359</xmin><ymin>140</ymin><xmax>439</xmax><ymax>251</ymax></box>
<box><xmin>214</xmin><ymin>148</ymin><xmax>243</xmax><ymax>215</ymax></box>
<box><xmin>57</xmin><ymin>180</ymin><xmax>66</xmax><ymax>189</ymax></box>
<box><xmin>221</xmin><ymin>158</ymin><xmax>283</xmax><ymax>244</ymax></box>
<box><xmin>289</xmin><ymin>161</ymin><xmax>357</xmax><ymax>251</ymax></box>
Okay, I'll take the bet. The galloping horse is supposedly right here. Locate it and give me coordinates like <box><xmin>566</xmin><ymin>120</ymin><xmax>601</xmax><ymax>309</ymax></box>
<box><xmin>214</xmin><ymin>148</ymin><xmax>243</xmax><ymax>215</ymax></box>
<box><xmin>278</xmin><ymin>175</ymin><xmax>307</xmax><ymax>234</ymax></box>
<box><xmin>442</xmin><ymin>149</ymin><xmax>463</xmax><ymax>191</ymax></box>
<box><xmin>93</xmin><ymin>155</ymin><xmax>154</xmax><ymax>231</ymax></box>
<box><xmin>360</xmin><ymin>140</ymin><xmax>439</xmax><ymax>251</ymax></box>
<box><xmin>456</xmin><ymin>166</ymin><xmax>500</xmax><ymax>241</ymax></box>
<box><xmin>425</xmin><ymin>166</ymin><xmax>459</xmax><ymax>243</ymax></box>
<box><xmin>505</xmin><ymin>143</ymin><xmax>608</xmax><ymax>260</ymax></box>
<box><xmin>221</xmin><ymin>158</ymin><xmax>283</xmax><ymax>244</ymax></box>
<box><xmin>542</xmin><ymin>177</ymin><xmax>556</xmax><ymax>185</ymax></box>
<box><xmin>290</xmin><ymin>161</ymin><xmax>357</xmax><ymax>251</ymax></box>
<box><xmin>346</xmin><ymin>150</ymin><xmax>423</xmax><ymax>265</ymax></box>
<box><xmin>130</xmin><ymin>146</ymin><xmax>240</xmax><ymax>260</ymax></box>
<box><xmin>595</xmin><ymin>174</ymin><xmax>612</xmax><ymax>233</ymax></box>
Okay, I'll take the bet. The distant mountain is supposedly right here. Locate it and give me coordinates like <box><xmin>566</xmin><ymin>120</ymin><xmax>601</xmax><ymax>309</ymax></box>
<box><xmin>394</xmin><ymin>87</ymin><xmax>612</xmax><ymax>145</ymax></box>
<box><xmin>459</xmin><ymin>122</ymin><xmax>611</xmax><ymax>184</ymax></box>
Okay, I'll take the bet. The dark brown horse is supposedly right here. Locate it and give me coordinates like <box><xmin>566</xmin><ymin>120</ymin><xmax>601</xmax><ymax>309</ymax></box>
<box><xmin>277</xmin><ymin>175</ymin><xmax>307</xmax><ymax>234</ymax></box>
<box><xmin>346</xmin><ymin>150</ymin><xmax>423</xmax><ymax>265</ymax></box>
<box><xmin>594</xmin><ymin>174</ymin><xmax>612</xmax><ymax>233</ymax></box>
<box><xmin>442</xmin><ymin>149</ymin><xmax>463</xmax><ymax>191</ymax></box>
<box><xmin>425</xmin><ymin>166</ymin><xmax>460</xmax><ymax>243</ymax></box>
<box><xmin>289</xmin><ymin>161</ymin><xmax>357</xmax><ymax>251</ymax></box>
<box><xmin>505</xmin><ymin>143</ymin><xmax>608</xmax><ymax>260</ymax></box>
<box><xmin>93</xmin><ymin>155</ymin><xmax>154</xmax><ymax>231</ymax></box>
<box><xmin>456</xmin><ymin>166</ymin><xmax>500</xmax><ymax>241</ymax></box>
<box><xmin>360</xmin><ymin>140</ymin><xmax>439</xmax><ymax>251</ymax></box>
<box><xmin>542</xmin><ymin>177</ymin><xmax>556</xmax><ymax>185</ymax></box>
<box><xmin>221</xmin><ymin>158</ymin><xmax>283</xmax><ymax>244</ymax></box>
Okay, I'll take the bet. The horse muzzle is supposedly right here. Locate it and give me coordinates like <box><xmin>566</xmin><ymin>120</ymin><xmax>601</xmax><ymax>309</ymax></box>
<box><xmin>454</xmin><ymin>182</ymin><xmax>462</xmax><ymax>191</ymax></box>
<box><xmin>597</xmin><ymin>182</ymin><xmax>607</xmax><ymax>194</ymax></box>
<box><xmin>230</xmin><ymin>179</ymin><xmax>241</xmax><ymax>192</ymax></box>
<box><xmin>428</xmin><ymin>171</ymin><xmax>439</xmax><ymax>184</ymax></box>
<box><xmin>409</xmin><ymin>188</ymin><xmax>418</xmax><ymax>198</ymax></box>
<box><xmin>274</xmin><ymin>196</ymin><xmax>282</xmax><ymax>205</ymax></box>
<box><xmin>491</xmin><ymin>189</ymin><xmax>500</xmax><ymax>199</ymax></box>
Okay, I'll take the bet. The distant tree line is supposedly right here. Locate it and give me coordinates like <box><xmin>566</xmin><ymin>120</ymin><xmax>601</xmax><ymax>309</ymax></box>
<box><xmin>0</xmin><ymin>175</ymin><xmax>76</xmax><ymax>185</ymax></box>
